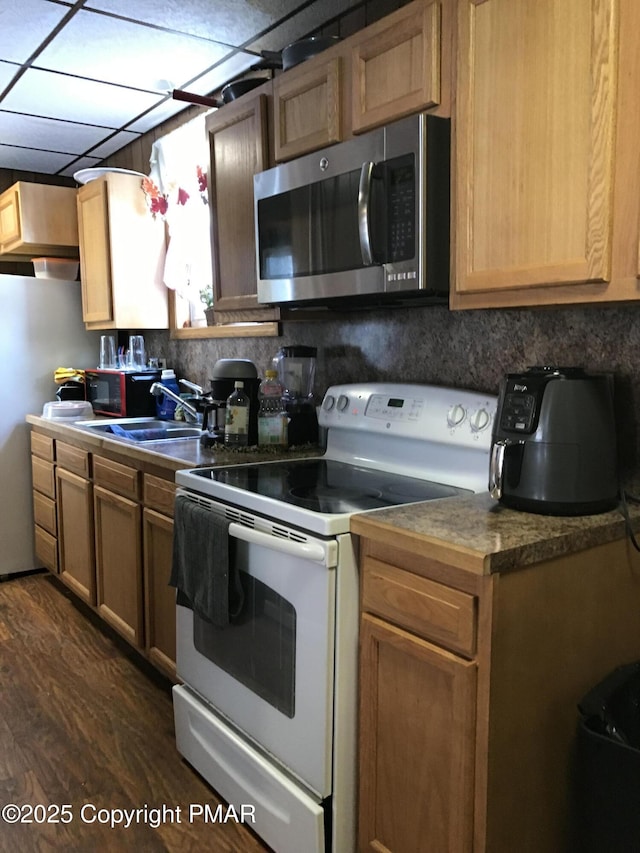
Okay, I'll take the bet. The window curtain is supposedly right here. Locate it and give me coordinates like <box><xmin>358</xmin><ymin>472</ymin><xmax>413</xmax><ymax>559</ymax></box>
<box><xmin>145</xmin><ymin>112</ymin><xmax>213</xmax><ymax>315</ymax></box>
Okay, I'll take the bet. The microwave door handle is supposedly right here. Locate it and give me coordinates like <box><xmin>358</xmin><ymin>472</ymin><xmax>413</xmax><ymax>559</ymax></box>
<box><xmin>228</xmin><ymin>522</ymin><xmax>330</xmax><ymax>565</ymax></box>
<box><xmin>358</xmin><ymin>162</ymin><xmax>375</xmax><ymax>265</ymax></box>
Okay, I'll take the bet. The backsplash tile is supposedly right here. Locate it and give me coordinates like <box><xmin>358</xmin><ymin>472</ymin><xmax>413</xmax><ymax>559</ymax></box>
<box><xmin>145</xmin><ymin>301</ymin><xmax>640</xmax><ymax>477</ymax></box>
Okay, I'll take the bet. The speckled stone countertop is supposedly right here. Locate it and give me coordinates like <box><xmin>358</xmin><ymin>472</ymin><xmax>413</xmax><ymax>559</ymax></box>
<box><xmin>350</xmin><ymin>492</ymin><xmax>640</xmax><ymax>576</ymax></box>
<box><xmin>30</xmin><ymin>415</ymin><xmax>640</xmax><ymax>576</ymax></box>
<box><xmin>26</xmin><ymin>415</ymin><xmax>321</xmax><ymax>472</ymax></box>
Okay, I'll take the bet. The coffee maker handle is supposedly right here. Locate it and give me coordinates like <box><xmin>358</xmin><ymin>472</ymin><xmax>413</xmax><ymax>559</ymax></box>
<box><xmin>489</xmin><ymin>439</ymin><xmax>507</xmax><ymax>500</ymax></box>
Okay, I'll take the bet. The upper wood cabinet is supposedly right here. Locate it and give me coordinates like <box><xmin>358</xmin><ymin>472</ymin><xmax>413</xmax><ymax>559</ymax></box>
<box><xmin>271</xmin><ymin>0</ymin><xmax>447</xmax><ymax>159</ymax></box>
<box><xmin>206</xmin><ymin>92</ymin><xmax>271</xmax><ymax>313</ymax></box>
<box><xmin>351</xmin><ymin>0</ymin><xmax>442</xmax><ymax>134</ymax></box>
<box><xmin>0</xmin><ymin>182</ymin><xmax>79</xmax><ymax>261</ymax></box>
<box><xmin>453</xmin><ymin>0</ymin><xmax>622</xmax><ymax>307</ymax></box>
<box><xmin>273</xmin><ymin>57</ymin><xmax>344</xmax><ymax>162</ymax></box>
<box><xmin>77</xmin><ymin>172</ymin><xmax>168</xmax><ymax>329</ymax></box>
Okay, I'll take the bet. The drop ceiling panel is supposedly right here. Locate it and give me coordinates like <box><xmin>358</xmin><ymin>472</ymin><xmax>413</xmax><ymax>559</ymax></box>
<box><xmin>0</xmin><ymin>112</ymin><xmax>116</xmax><ymax>155</ymax></box>
<box><xmin>0</xmin><ymin>145</ymin><xmax>77</xmax><ymax>173</ymax></box>
<box><xmin>2</xmin><ymin>68</ymin><xmax>165</xmax><ymax>127</ymax></box>
<box><xmin>83</xmin><ymin>0</ymin><xmax>308</xmax><ymax>45</ymax></box>
<box><xmin>35</xmin><ymin>11</ymin><xmax>232</xmax><ymax>92</ymax></box>
<box><xmin>0</xmin><ymin>0</ymin><xmax>69</xmax><ymax>64</ymax></box>
<box><xmin>0</xmin><ymin>0</ymin><xmax>378</xmax><ymax>175</ymax></box>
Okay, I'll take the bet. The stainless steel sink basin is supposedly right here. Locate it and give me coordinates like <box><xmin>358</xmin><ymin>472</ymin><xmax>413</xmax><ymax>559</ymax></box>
<box><xmin>74</xmin><ymin>417</ymin><xmax>203</xmax><ymax>442</ymax></box>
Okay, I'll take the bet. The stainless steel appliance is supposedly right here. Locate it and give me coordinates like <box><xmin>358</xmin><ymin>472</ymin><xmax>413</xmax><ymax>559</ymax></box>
<box><xmin>275</xmin><ymin>345</ymin><xmax>318</xmax><ymax>444</ymax></box>
<box><xmin>85</xmin><ymin>368</ymin><xmax>160</xmax><ymax>417</ymax></box>
<box><xmin>172</xmin><ymin>381</ymin><xmax>497</xmax><ymax>853</ymax></box>
<box><xmin>254</xmin><ymin>112</ymin><xmax>450</xmax><ymax>307</ymax></box>
<box><xmin>489</xmin><ymin>366</ymin><xmax>618</xmax><ymax>515</ymax></box>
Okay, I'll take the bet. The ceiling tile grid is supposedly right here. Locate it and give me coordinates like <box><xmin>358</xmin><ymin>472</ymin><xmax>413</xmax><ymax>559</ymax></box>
<box><xmin>0</xmin><ymin>0</ymin><xmax>381</xmax><ymax>177</ymax></box>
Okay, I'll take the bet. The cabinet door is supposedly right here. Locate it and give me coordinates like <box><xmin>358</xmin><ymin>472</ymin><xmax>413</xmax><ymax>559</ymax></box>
<box><xmin>274</xmin><ymin>58</ymin><xmax>343</xmax><ymax>161</ymax></box>
<box><xmin>56</xmin><ymin>467</ymin><xmax>96</xmax><ymax>605</ymax></box>
<box><xmin>454</xmin><ymin>0</ymin><xmax>617</xmax><ymax>298</ymax></box>
<box><xmin>94</xmin><ymin>485</ymin><xmax>143</xmax><ymax>647</ymax></box>
<box><xmin>358</xmin><ymin>613</ymin><xmax>476</xmax><ymax>853</ymax></box>
<box><xmin>0</xmin><ymin>182</ymin><xmax>78</xmax><ymax>258</ymax></box>
<box><xmin>351</xmin><ymin>0</ymin><xmax>441</xmax><ymax>134</ymax></box>
<box><xmin>77</xmin><ymin>178</ymin><xmax>114</xmax><ymax>323</ymax></box>
<box><xmin>207</xmin><ymin>93</ymin><xmax>269</xmax><ymax>312</ymax></box>
<box><xmin>0</xmin><ymin>185</ymin><xmax>21</xmax><ymax>249</ymax></box>
<box><xmin>143</xmin><ymin>508</ymin><xmax>176</xmax><ymax>680</ymax></box>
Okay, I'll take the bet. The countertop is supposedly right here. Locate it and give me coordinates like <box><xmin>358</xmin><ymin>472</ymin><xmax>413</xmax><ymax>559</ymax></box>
<box><xmin>351</xmin><ymin>491</ymin><xmax>640</xmax><ymax>575</ymax></box>
<box><xmin>27</xmin><ymin>415</ymin><xmax>321</xmax><ymax>473</ymax></box>
<box><xmin>29</xmin><ymin>415</ymin><xmax>640</xmax><ymax>576</ymax></box>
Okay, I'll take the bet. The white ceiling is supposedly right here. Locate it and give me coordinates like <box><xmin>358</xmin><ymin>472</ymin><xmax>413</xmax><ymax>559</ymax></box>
<box><xmin>0</xmin><ymin>0</ymin><xmax>360</xmax><ymax>177</ymax></box>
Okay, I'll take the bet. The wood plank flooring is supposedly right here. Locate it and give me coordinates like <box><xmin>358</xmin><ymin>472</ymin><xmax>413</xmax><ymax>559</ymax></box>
<box><xmin>0</xmin><ymin>572</ymin><xmax>271</xmax><ymax>852</ymax></box>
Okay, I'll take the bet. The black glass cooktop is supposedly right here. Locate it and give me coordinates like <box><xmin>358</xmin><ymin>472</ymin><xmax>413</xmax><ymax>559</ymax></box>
<box><xmin>192</xmin><ymin>458</ymin><xmax>469</xmax><ymax>514</ymax></box>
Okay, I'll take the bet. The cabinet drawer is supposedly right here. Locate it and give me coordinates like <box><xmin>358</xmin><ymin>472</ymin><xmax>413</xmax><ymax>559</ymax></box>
<box><xmin>362</xmin><ymin>557</ymin><xmax>476</xmax><ymax>656</ymax></box>
<box><xmin>31</xmin><ymin>431</ymin><xmax>55</xmax><ymax>461</ymax></box>
<box><xmin>31</xmin><ymin>456</ymin><xmax>56</xmax><ymax>498</ymax></box>
<box><xmin>143</xmin><ymin>474</ymin><xmax>176</xmax><ymax>517</ymax></box>
<box><xmin>56</xmin><ymin>441</ymin><xmax>91</xmax><ymax>477</ymax></box>
<box><xmin>94</xmin><ymin>456</ymin><xmax>140</xmax><ymax>500</ymax></box>
<box><xmin>35</xmin><ymin>525</ymin><xmax>58</xmax><ymax>573</ymax></box>
<box><xmin>33</xmin><ymin>491</ymin><xmax>57</xmax><ymax>536</ymax></box>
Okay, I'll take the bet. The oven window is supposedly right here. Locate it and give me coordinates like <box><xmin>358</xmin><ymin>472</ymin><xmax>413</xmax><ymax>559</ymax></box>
<box><xmin>193</xmin><ymin>575</ymin><xmax>297</xmax><ymax>718</ymax></box>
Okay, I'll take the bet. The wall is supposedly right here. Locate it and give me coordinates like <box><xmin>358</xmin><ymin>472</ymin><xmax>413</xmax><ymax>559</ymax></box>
<box><xmin>143</xmin><ymin>299</ymin><xmax>640</xmax><ymax>479</ymax></box>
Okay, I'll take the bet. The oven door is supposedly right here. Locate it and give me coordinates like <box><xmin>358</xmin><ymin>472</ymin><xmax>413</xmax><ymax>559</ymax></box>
<box><xmin>175</xmin><ymin>492</ymin><xmax>337</xmax><ymax>798</ymax></box>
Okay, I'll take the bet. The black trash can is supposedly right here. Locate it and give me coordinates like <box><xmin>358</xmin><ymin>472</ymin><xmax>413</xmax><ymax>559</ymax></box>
<box><xmin>575</xmin><ymin>662</ymin><xmax>640</xmax><ymax>853</ymax></box>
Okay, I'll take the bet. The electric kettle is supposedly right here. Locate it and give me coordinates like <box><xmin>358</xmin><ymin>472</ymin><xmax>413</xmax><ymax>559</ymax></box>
<box><xmin>489</xmin><ymin>366</ymin><xmax>618</xmax><ymax>515</ymax></box>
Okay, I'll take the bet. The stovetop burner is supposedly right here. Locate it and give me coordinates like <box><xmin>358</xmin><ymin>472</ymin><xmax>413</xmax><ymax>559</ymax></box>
<box><xmin>191</xmin><ymin>458</ymin><xmax>469</xmax><ymax>515</ymax></box>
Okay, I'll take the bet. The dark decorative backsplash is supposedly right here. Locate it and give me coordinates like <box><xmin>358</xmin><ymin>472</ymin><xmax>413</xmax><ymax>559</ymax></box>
<box><xmin>145</xmin><ymin>301</ymin><xmax>640</xmax><ymax>478</ymax></box>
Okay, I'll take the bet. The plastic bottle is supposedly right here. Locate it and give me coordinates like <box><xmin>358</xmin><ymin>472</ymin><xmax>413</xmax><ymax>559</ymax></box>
<box><xmin>156</xmin><ymin>369</ymin><xmax>180</xmax><ymax>420</ymax></box>
<box><xmin>224</xmin><ymin>381</ymin><xmax>250</xmax><ymax>447</ymax></box>
<box><xmin>258</xmin><ymin>369</ymin><xmax>287</xmax><ymax>447</ymax></box>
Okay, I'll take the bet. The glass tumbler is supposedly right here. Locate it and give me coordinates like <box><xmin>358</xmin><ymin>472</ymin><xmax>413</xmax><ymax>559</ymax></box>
<box><xmin>99</xmin><ymin>335</ymin><xmax>116</xmax><ymax>369</ymax></box>
<box><xmin>129</xmin><ymin>335</ymin><xmax>146</xmax><ymax>369</ymax></box>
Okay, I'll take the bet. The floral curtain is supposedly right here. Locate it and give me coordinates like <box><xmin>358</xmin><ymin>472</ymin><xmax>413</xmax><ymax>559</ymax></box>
<box><xmin>143</xmin><ymin>112</ymin><xmax>213</xmax><ymax>317</ymax></box>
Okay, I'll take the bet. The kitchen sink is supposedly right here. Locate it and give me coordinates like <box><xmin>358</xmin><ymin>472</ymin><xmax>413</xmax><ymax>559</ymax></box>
<box><xmin>74</xmin><ymin>417</ymin><xmax>203</xmax><ymax>442</ymax></box>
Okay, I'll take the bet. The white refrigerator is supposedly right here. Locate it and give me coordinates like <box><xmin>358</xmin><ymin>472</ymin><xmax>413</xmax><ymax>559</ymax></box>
<box><xmin>0</xmin><ymin>274</ymin><xmax>101</xmax><ymax>577</ymax></box>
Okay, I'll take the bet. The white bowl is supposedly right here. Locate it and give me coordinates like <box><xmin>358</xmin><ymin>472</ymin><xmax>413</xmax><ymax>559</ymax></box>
<box><xmin>42</xmin><ymin>401</ymin><xmax>94</xmax><ymax>420</ymax></box>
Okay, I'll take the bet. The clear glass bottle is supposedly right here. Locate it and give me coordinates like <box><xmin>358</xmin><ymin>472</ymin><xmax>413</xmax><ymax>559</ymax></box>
<box><xmin>224</xmin><ymin>381</ymin><xmax>250</xmax><ymax>447</ymax></box>
<box><xmin>258</xmin><ymin>369</ymin><xmax>287</xmax><ymax>447</ymax></box>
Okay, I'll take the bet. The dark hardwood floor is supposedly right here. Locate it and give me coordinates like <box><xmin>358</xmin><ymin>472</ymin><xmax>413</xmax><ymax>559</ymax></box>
<box><xmin>0</xmin><ymin>572</ymin><xmax>271</xmax><ymax>852</ymax></box>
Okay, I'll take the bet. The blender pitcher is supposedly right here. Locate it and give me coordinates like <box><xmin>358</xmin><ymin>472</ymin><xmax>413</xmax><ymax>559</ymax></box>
<box><xmin>274</xmin><ymin>346</ymin><xmax>318</xmax><ymax>445</ymax></box>
<box><xmin>275</xmin><ymin>346</ymin><xmax>317</xmax><ymax>402</ymax></box>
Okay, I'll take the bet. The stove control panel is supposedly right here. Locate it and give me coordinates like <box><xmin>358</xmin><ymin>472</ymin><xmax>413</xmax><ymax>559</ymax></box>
<box><xmin>320</xmin><ymin>383</ymin><xmax>498</xmax><ymax>449</ymax></box>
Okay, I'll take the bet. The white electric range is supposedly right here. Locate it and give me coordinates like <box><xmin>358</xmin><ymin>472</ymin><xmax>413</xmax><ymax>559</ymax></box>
<box><xmin>172</xmin><ymin>382</ymin><xmax>497</xmax><ymax>853</ymax></box>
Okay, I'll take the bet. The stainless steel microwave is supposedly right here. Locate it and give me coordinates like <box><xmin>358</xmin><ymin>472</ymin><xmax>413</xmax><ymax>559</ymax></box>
<box><xmin>254</xmin><ymin>112</ymin><xmax>450</xmax><ymax>307</ymax></box>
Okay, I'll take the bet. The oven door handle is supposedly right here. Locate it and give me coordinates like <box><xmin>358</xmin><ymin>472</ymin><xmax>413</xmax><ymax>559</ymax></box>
<box><xmin>228</xmin><ymin>522</ymin><xmax>329</xmax><ymax>564</ymax></box>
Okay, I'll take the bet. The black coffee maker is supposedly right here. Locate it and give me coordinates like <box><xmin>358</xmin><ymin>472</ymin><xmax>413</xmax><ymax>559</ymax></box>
<box><xmin>489</xmin><ymin>366</ymin><xmax>618</xmax><ymax>515</ymax></box>
<box><xmin>201</xmin><ymin>359</ymin><xmax>260</xmax><ymax>446</ymax></box>
<box><xmin>275</xmin><ymin>346</ymin><xmax>318</xmax><ymax>445</ymax></box>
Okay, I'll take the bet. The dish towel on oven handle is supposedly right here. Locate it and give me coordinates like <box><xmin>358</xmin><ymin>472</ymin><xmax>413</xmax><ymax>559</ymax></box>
<box><xmin>170</xmin><ymin>495</ymin><xmax>244</xmax><ymax>627</ymax></box>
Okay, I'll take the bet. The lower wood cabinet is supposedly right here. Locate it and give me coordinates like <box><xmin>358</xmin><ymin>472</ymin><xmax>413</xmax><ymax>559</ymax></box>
<box><xmin>29</xmin><ymin>427</ymin><xmax>178</xmax><ymax>679</ymax></box>
<box><xmin>355</xmin><ymin>529</ymin><xmax>640</xmax><ymax>853</ymax></box>
<box><xmin>359</xmin><ymin>613</ymin><xmax>476</xmax><ymax>852</ymax></box>
<box><xmin>56</xmin><ymin>467</ymin><xmax>95</xmax><ymax>605</ymax></box>
<box><xmin>31</xmin><ymin>432</ymin><xmax>58</xmax><ymax>573</ymax></box>
<box><xmin>94</xmin><ymin>484</ymin><xmax>143</xmax><ymax>648</ymax></box>
<box><xmin>143</xmin><ymin>508</ymin><xmax>176</xmax><ymax>680</ymax></box>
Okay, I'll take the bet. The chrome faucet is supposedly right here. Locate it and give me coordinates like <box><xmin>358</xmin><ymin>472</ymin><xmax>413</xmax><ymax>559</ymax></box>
<box><xmin>149</xmin><ymin>382</ymin><xmax>201</xmax><ymax>422</ymax></box>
